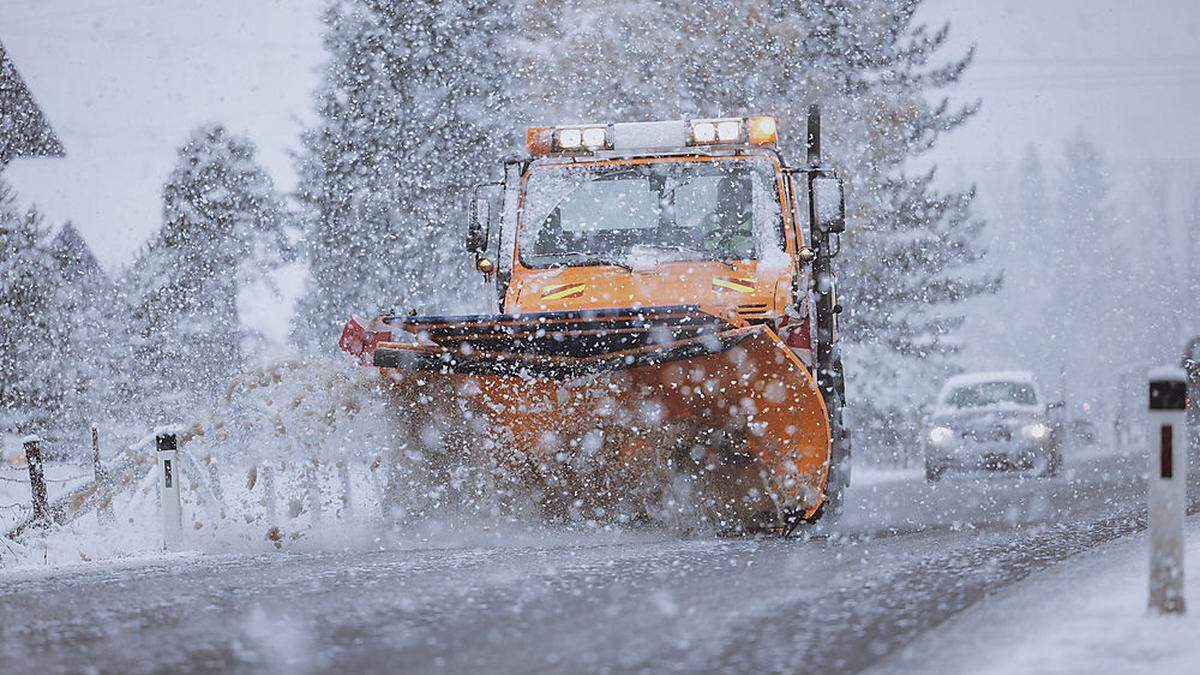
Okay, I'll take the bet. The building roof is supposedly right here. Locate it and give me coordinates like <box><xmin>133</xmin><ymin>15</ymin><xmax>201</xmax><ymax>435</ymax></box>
<box><xmin>50</xmin><ymin>222</ymin><xmax>103</xmax><ymax>282</ymax></box>
<box><xmin>0</xmin><ymin>40</ymin><xmax>64</xmax><ymax>165</ymax></box>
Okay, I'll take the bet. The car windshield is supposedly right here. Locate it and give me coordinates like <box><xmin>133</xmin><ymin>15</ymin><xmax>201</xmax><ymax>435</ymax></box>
<box><xmin>944</xmin><ymin>381</ymin><xmax>1038</xmax><ymax>408</ymax></box>
<box><xmin>518</xmin><ymin>157</ymin><xmax>783</xmax><ymax>269</ymax></box>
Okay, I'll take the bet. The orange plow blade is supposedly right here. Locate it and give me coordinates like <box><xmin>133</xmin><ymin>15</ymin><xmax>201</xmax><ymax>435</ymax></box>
<box><xmin>348</xmin><ymin>306</ymin><xmax>832</xmax><ymax>531</ymax></box>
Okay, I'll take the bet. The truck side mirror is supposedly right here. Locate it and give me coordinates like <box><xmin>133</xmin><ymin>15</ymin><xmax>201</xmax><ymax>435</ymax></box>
<box><xmin>466</xmin><ymin>183</ymin><xmax>502</xmax><ymax>254</ymax></box>
<box><xmin>466</xmin><ymin>195</ymin><xmax>490</xmax><ymax>253</ymax></box>
<box><xmin>811</xmin><ymin>176</ymin><xmax>845</xmax><ymax>234</ymax></box>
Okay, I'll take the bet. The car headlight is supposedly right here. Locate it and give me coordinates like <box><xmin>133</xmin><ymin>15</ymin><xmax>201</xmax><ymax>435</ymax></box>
<box><xmin>929</xmin><ymin>426</ymin><xmax>954</xmax><ymax>444</ymax></box>
<box><xmin>1023</xmin><ymin>422</ymin><xmax>1050</xmax><ymax>440</ymax></box>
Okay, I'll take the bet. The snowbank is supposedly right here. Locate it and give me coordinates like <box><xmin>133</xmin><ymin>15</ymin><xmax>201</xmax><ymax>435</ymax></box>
<box><xmin>2</xmin><ymin>357</ymin><xmax>710</xmax><ymax>570</ymax></box>
<box><xmin>875</xmin><ymin>516</ymin><xmax>1200</xmax><ymax>674</ymax></box>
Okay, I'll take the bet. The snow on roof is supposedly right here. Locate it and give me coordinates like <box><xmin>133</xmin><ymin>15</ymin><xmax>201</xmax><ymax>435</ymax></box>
<box><xmin>0</xmin><ymin>40</ymin><xmax>64</xmax><ymax>164</ymax></box>
<box><xmin>944</xmin><ymin>370</ymin><xmax>1036</xmax><ymax>386</ymax></box>
<box><xmin>941</xmin><ymin>370</ymin><xmax>1038</xmax><ymax>391</ymax></box>
<box><xmin>152</xmin><ymin>424</ymin><xmax>185</xmax><ymax>437</ymax></box>
<box><xmin>1148</xmin><ymin>365</ymin><xmax>1187</xmax><ymax>382</ymax></box>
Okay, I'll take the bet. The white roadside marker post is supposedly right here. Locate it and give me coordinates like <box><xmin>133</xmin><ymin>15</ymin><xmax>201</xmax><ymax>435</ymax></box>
<box><xmin>157</xmin><ymin>431</ymin><xmax>182</xmax><ymax>552</ymax></box>
<box><xmin>1148</xmin><ymin>366</ymin><xmax>1187</xmax><ymax>614</ymax></box>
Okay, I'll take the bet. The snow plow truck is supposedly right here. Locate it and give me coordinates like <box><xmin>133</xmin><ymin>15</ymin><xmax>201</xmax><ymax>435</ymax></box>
<box><xmin>340</xmin><ymin>107</ymin><xmax>851</xmax><ymax>533</ymax></box>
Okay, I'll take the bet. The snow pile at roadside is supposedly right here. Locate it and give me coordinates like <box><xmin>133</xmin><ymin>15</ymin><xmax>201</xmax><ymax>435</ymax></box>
<box><xmin>2</xmin><ymin>357</ymin><xmax>708</xmax><ymax>569</ymax></box>
<box><xmin>875</xmin><ymin>516</ymin><xmax>1200</xmax><ymax>674</ymax></box>
<box><xmin>1</xmin><ymin>360</ymin><xmax>401</xmax><ymax>568</ymax></box>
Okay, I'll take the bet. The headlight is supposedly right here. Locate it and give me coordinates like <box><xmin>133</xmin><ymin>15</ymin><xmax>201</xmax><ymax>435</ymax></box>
<box><xmin>929</xmin><ymin>426</ymin><xmax>954</xmax><ymax>444</ymax></box>
<box><xmin>1023</xmin><ymin>422</ymin><xmax>1050</xmax><ymax>440</ymax></box>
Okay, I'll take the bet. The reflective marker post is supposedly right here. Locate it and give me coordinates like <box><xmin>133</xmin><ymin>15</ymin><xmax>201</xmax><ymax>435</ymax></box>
<box><xmin>22</xmin><ymin>435</ymin><xmax>49</xmax><ymax>526</ymax></box>
<box><xmin>1148</xmin><ymin>367</ymin><xmax>1187</xmax><ymax>614</ymax></box>
<box><xmin>156</xmin><ymin>431</ymin><xmax>182</xmax><ymax>552</ymax></box>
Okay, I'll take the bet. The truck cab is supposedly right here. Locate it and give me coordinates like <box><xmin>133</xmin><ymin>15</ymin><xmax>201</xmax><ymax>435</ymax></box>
<box><xmin>463</xmin><ymin>112</ymin><xmax>854</xmax><ymax>515</ymax></box>
<box><xmin>469</xmin><ymin>115</ymin><xmax>843</xmax><ymax>368</ymax></box>
<box><xmin>340</xmin><ymin>111</ymin><xmax>853</xmax><ymax>528</ymax></box>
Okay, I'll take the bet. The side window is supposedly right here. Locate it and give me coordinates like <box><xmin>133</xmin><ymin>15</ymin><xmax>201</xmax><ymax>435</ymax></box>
<box><xmin>752</xmin><ymin>170</ymin><xmax>786</xmax><ymax>251</ymax></box>
<box><xmin>788</xmin><ymin>173</ymin><xmax>808</xmax><ymax>248</ymax></box>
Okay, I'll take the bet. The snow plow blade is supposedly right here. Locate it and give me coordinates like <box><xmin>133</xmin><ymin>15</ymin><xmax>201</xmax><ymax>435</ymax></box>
<box><xmin>342</xmin><ymin>306</ymin><xmax>832</xmax><ymax>531</ymax></box>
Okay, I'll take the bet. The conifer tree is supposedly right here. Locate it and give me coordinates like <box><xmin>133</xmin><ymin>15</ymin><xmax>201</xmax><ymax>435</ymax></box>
<box><xmin>126</xmin><ymin>124</ymin><xmax>286</xmax><ymax>419</ymax></box>
<box><xmin>292</xmin><ymin>0</ymin><xmax>514</xmax><ymax>349</ymax></box>
<box><xmin>47</xmin><ymin>222</ymin><xmax>135</xmax><ymax>431</ymax></box>
<box><xmin>0</xmin><ymin>178</ymin><xmax>61</xmax><ymax>432</ymax></box>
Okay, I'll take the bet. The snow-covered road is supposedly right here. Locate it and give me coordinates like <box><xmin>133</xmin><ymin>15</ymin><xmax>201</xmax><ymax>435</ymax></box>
<box><xmin>0</xmin><ymin>451</ymin><xmax>1189</xmax><ymax>674</ymax></box>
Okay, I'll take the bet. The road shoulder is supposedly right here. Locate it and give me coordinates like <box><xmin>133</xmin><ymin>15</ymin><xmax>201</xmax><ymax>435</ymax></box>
<box><xmin>871</xmin><ymin>515</ymin><xmax>1200</xmax><ymax>674</ymax></box>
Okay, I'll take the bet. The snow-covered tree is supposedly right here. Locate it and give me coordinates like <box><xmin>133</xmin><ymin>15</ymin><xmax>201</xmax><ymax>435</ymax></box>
<box><xmin>46</xmin><ymin>222</ymin><xmax>136</xmax><ymax>432</ymax></box>
<box><xmin>1051</xmin><ymin>132</ymin><xmax>1118</xmax><ymax>402</ymax></box>
<box><xmin>0</xmin><ymin>178</ymin><xmax>61</xmax><ymax>433</ymax></box>
<box><xmin>292</xmin><ymin>0</ymin><xmax>514</xmax><ymax>350</ymax></box>
<box><xmin>126</xmin><ymin>124</ymin><xmax>286</xmax><ymax>420</ymax></box>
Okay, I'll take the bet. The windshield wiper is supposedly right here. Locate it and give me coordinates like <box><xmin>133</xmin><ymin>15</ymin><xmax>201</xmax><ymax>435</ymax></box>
<box><xmin>633</xmin><ymin>243</ymin><xmax>705</xmax><ymax>256</ymax></box>
<box><xmin>590</xmin><ymin>259</ymin><xmax>634</xmax><ymax>271</ymax></box>
<box><xmin>630</xmin><ymin>244</ymin><xmax>742</xmax><ymax>270</ymax></box>
<box><xmin>540</xmin><ymin>252</ymin><xmax>634</xmax><ymax>272</ymax></box>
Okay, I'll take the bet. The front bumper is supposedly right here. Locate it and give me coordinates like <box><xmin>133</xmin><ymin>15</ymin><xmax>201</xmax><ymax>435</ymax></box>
<box><xmin>926</xmin><ymin>442</ymin><xmax>1047</xmax><ymax>471</ymax></box>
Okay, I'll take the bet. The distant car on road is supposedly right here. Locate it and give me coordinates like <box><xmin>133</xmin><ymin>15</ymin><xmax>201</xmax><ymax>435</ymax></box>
<box><xmin>923</xmin><ymin>371</ymin><xmax>1061</xmax><ymax>481</ymax></box>
<box><xmin>1066</xmin><ymin>418</ymin><xmax>1100</xmax><ymax>447</ymax></box>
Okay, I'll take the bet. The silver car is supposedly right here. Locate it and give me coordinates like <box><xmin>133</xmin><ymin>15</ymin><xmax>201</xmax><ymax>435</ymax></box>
<box><xmin>923</xmin><ymin>371</ymin><xmax>1061</xmax><ymax>481</ymax></box>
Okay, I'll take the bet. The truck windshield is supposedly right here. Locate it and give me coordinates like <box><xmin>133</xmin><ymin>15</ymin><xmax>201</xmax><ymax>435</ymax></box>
<box><xmin>518</xmin><ymin>157</ymin><xmax>783</xmax><ymax>269</ymax></box>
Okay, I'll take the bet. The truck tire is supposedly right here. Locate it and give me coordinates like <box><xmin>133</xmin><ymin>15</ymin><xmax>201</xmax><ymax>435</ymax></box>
<box><xmin>925</xmin><ymin>461</ymin><xmax>944</xmax><ymax>482</ymax></box>
<box><xmin>823</xmin><ymin>354</ymin><xmax>852</xmax><ymax>517</ymax></box>
<box><xmin>1039</xmin><ymin>448</ymin><xmax>1062</xmax><ymax>477</ymax></box>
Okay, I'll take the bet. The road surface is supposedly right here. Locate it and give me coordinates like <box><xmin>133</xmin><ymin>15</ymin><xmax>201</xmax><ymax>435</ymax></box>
<box><xmin>0</xmin><ymin>450</ymin><xmax>1189</xmax><ymax>674</ymax></box>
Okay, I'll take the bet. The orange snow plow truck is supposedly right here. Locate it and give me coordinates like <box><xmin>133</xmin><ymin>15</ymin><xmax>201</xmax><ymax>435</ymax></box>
<box><xmin>340</xmin><ymin>107</ymin><xmax>851</xmax><ymax>532</ymax></box>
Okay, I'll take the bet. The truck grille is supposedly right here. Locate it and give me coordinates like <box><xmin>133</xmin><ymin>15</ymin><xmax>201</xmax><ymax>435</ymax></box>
<box><xmin>735</xmin><ymin>303</ymin><xmax>769</xmax><ymax>319</ymax></box>
<box><xmin>963</xmin><ymin>427</ymin><xmax>1012</xmax><ymax>443</ymax></box>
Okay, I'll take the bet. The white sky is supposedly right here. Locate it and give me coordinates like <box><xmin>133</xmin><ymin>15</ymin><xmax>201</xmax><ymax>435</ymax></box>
<box><xmin>917</xmin><ymin>0</ymin><xmax>1200</xmax><ymax>212</ymax></box>
<box><xmin>0</xmin><ymin>0</ymin><xmax>324</xmax><ymax>269</ymax></box>
<box><xmin>924</xmin><ymin>0</ymin><xmax>1200</xmax><ymax>164</ymax></box>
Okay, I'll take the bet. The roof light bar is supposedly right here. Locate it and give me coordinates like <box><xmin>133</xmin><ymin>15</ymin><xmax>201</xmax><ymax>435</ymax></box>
<box><xmin>687</xmin><ymin>117</ymin><xmax>777</xmax><ymax>147</ymax></box>
<box><xmin>525</xmin><ymin>115</ymin><xmax>778</xmax><ymax>156</ymax></box>
<box><xmin>691</xmin><ymin>121</ymin><xmax>717</xmax><ymax>144</ymax></box>
<box><xmin>746</xmin><ymin>115</ymin><xmax>778</xmax><ymax>146</ymax></box>
<box><xmin>716</xmin><ymin>120</ymin><xmax>742</xmax><ymax>142</ymax></box>
<box><xmin>526</xmin><ymin>127</ymin><xmax>552</xmax><ymax>155</ymax></box>
<box><xmin>554</xmin><ymin>125</ymin><xmax>610</xmax><ymax>152</ymax></box>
